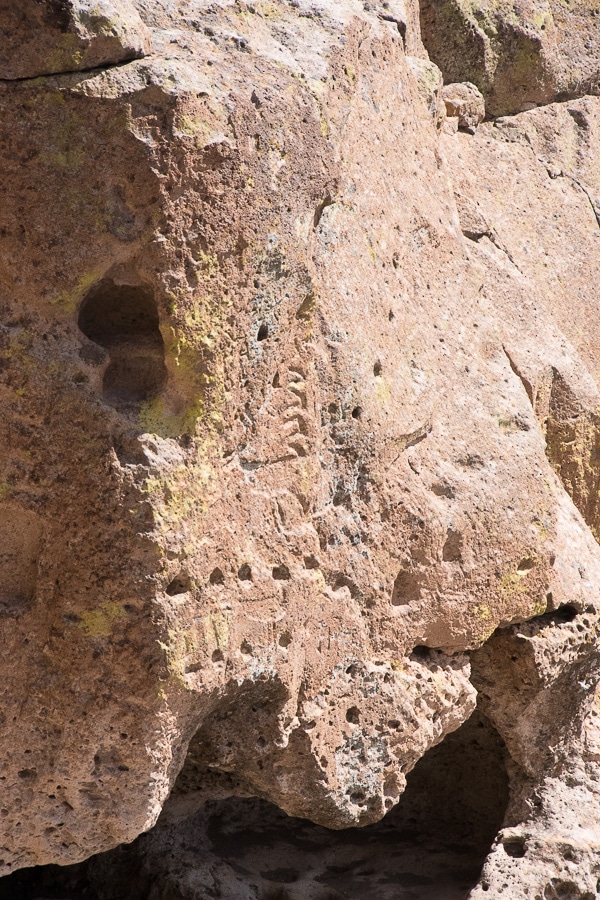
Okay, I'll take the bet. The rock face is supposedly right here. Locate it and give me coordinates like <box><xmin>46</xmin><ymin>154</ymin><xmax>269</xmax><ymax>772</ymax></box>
<box><xmin>419</xmin><ymin>0</ymin><xmax>600</xmax><ymax>115</ymax></box>
<box><xmin>0</xmin><ymin>0</ymin><xmax>152</xmax><ymax>79</ymax></box>
<box><xmin>441</xmin><ymin>81</ymin><xmax>486</xmax><ymax>132</ymax></box>
<box><xmin>2</xmin><ymin>1</ymin><xmax>600</xmax><ymax>898</ymax></box>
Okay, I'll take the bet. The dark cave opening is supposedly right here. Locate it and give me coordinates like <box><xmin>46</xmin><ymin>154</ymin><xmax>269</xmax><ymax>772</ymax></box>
<box><xmin>0</xmin><ymin>710</ymin><xmax>509</xmax><ymax>900</ymax></box>
<box><xmin>78</xmin><ymin>279</ymin><xmax>167</xmax><ymax>410</ymax></box>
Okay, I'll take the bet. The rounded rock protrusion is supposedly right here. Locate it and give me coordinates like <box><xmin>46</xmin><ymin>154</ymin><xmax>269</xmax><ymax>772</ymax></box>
<box><xmin>441</xmin><ymin>82</ymin><xmax>485</xmax><ymax>133</ymax></box>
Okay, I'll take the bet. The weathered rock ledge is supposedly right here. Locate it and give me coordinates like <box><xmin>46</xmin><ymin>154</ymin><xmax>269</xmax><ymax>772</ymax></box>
<box><xmin>2</xmin><ymin>1</ymin><xmax>600</xmax><ymax>898</ymax></box>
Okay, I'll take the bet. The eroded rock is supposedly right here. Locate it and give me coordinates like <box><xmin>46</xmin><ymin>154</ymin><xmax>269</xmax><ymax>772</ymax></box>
<box><xmin>0</xmin><ymin>0</ymin><xmax>152</xmax><ymax>79</ymax></box>
<box><xmin>442</xmin><ymin>81</ymin><xmax>486</xmax><ymax>131</ymax></box>
<box><xmin>419</xmin><ymin>0</ymin><xmax>600</xmax><ymax>115</ymax></box>
<box><xmin>2</xmin><ymin>1</ymin><xmax>600</xmax><ymax>897</ymax></box>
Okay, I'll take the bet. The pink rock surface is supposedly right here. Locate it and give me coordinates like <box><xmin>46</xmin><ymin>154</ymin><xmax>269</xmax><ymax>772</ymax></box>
<box><xmin>1</xmin><ymin>2</ymin><xmax>600</xmax><ymax>896</ymax></box>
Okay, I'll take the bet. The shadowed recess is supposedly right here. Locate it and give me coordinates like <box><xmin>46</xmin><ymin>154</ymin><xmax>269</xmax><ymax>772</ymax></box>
<box><xmin>0</xmin><ymin>710</ymin><xmax>509</xmax><ymax>899</ymax></box>
<box><xmin>78</xmin><ymin>278</ymin><xmax>167</xmax><ymax>409</ymax></box>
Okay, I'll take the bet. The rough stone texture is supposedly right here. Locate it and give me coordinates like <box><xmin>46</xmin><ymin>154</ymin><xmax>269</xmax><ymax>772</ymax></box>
<box><xmin>3</xmin><ymin>1</ymin><xmax>600</xmax><ymax>898</ymax></box>
<box><xmin>442</xmin><ymin>81</ymin><xmax>486</xmax><ymax>132</ymax></box>
<box><xmin>440</xmin><ymin>96</ymin><xmax>600</xmax><ymax>897</ymax></box>
<box><xmin>407</xmin><ymin>56</ymin><xmax>446</xmax><ymax>129</ymax></box>
<box><xmin>0</xmin><ymin>0</ymin><xmax>152</xmax><ymax>80</ymax></box>
<box><xmin>3</xmin><ymin>713</ymin><xmax>509</xmax><ymax>899</ymax></box>
<box><xmin>419</xmin><ymin>0</ymin><xmax>600</xmax><ymax>115</ymax></box>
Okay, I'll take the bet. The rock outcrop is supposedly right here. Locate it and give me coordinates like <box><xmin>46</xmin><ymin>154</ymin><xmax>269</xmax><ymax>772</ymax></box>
<box><xmin>419</xmin><ymin>0</ymin><xmax>600</xmax><ymax>115</ymax></box>
<box><xmin>2</xmin><ymin>1</ymin><xmax>600</xmax><ymax>898</ymax></box>
<box><xmin>0</xmin><ymin>0</ymin><xmax>152</xmax><ymax>79</ymax></box>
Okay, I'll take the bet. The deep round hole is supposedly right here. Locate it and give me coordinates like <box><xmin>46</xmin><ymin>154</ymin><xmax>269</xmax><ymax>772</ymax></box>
<box><xmin>351</xmin><ymin>406</ymin><xmax>362</xmax><ymax>420</ymax></box>
<box><xmin>346</xmin><ymin>706</ymin><xmax>360</xmax><ymax>724</ymax></box>
<box><xmin>257</xmin><ymin>324</ymin><xmax>269</xmax><ymax>341</ymax></box>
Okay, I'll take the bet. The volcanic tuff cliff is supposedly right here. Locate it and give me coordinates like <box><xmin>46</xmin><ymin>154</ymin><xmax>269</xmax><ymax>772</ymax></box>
<box><xmin>2</xmin><ymin>0</ymin><xmax>600</xmax><ymax>897</ymax></box>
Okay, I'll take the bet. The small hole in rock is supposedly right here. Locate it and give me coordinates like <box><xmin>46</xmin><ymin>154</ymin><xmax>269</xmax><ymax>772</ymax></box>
<box><xmin>303</xmin><ymin>555</ymin><xmax>319</xmax><ymax>570</ymax></box>
<box><xmin>166</xmin><ymin>574</ymin><xmax>193</xmax><ymax>596</ymax></box>
<box><xmin>78</xmin><ymin>279</ymin><xmax>166</xmax><ymax>411</ymax></box>
<box><xmin>502</xmin><ymin>836</ymin><xmax>527</xmax><ymax>858</ymax></box>
<box><xmin>240</xmin><ymin>640</ymin><xmax>253</xmax><ymax>656</ymax></box>
<box><xmin>272</xmin><ymin>565</ymin><xmax>290</xmax><ymax>581</ymax></box>
<box><xmin>517</xmin><ymin>557</ymin><xmax>535</xmax><ymax>573</ymax></box>
<box><xmin>373</xmin><ymin>360</ymin><xmax>382</xmax><ymax>377</ymax></box>
<box><xmin>257</xmin><ymin>324</ymin><xmax>269</xmax><ymax>341</ymax></box>
<box><xmin>278</xmin><ymin>632</ymin><xmax>292</xmax><ymax>648</ymax></box>
<box><xmin>209</xmin><ymin>568</ymin><xmax>225</xmax><ymax>586</ymax></box>
<box><xmin>351</xmin><ymin>406</ymin><xmax>362</xmax><ymax>420</ymax></box>
<box><xmin>391</xmin><ymin>567</ymin><xmax>421</xmax><ymax>606</ymax></box>
<box><xmin>410</xmin><ymin>645</ymin><xmax>432</xmax><ymax>661</ymax></box>
<box><xmin>346</xmin><ymin>706</ymin><xmax>360</xmax><ymax>724</ymax></box>
<box><xmin>238</xmin><ymin>563</ymin><xmax>252</xmax><ymax>581</ymax></box>
<box><xmin>442</xmin><ymin>528</ymin><xmax>463</xmax><ymax>563</ymax></box>
<box><xmin>212</xmin><ymin>649</ymin><xmax>224</xmax><ymax>663</ymax></box>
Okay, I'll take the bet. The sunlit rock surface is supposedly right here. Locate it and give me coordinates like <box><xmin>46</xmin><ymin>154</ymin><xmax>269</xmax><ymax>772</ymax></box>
<box><xmin>2</xmin><ymin>2</ymin><xmax>600</xmax><ymax>897</ymax></box>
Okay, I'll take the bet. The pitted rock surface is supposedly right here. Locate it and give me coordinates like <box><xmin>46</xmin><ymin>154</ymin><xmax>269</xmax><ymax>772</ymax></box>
<box><xmin>2</xmin><ymin>2</ymin><xmax>600</xmax><ymax>898</ymax></box>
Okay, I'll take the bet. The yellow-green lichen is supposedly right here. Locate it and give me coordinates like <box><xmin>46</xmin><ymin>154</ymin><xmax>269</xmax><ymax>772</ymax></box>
<box><xmin>52</xmin><ymin>269</ymin><xmax>103</xmax><ymax>313</ymax></box>
<box><xmin>78</xmin><ymin>602</ymin><xmax>126</xmax><ymax>637</ymax></box>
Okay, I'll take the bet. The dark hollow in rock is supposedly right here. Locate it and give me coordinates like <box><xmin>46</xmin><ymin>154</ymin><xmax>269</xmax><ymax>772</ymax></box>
<box><xmin>209</xmin><ymin>567</ymin><xmax>225</xmax><ymax>586</ymax></box>
<box><xmin>238</xmin><ymin>563</ymin><xmax>253</xmax><ymax>581</ymax></box>
<box><xmin>0</xmin><ymin>710</ymin><xmax>509</xmax><ymax>899</ymax></box>
<box><xmin>78</xmin><ymin>279</ymin><xmax>167</xmax><ymax>411</ymax></box>
<box><xmin>166</xmin><ymin>573</ymin><xmax>193</xmax><ymax>596</ymax></box>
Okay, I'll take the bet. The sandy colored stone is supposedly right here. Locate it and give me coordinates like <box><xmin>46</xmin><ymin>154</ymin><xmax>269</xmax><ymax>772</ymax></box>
<box><xmin>407</xmin><ymin>55</ymin><xmax>446</xmax><ymax>128</ymax></box>
<box><xmin>420</xmin><ymin>0</ymin><xmax>600</xmax><ymax>115</ymax></box>
<box><xmin>442</xmin><ymin>81</ymin><xmax>486</xmax><ymax>131</ymax></box>
<box><xmin>2</xmin><ymin>1</ymin><xmax>600</xmax><ymax>897</ymax></box>
<box><xmin>0</xmin><ymin>0</ymin><xmax>152</xmax><ymax>80</ymax></box>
